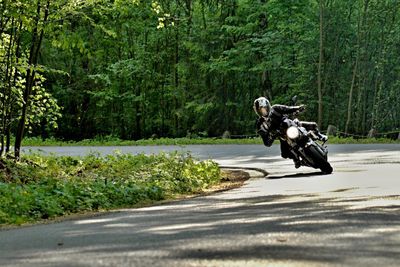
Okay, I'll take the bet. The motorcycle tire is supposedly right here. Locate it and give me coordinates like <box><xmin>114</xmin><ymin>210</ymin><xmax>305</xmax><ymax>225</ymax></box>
<box><xmin>305</xmin><ymin>145</ymin><xmax>333</xmax><ymax>174</ymax></box>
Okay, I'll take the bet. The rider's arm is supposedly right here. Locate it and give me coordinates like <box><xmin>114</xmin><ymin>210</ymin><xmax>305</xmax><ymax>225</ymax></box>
<box><xmin>256</xmin><ymin>117</ymin><xmax>274</xmax><ymax>147</ymax></box>
<box><xmin>273</xmin><ymin>104</ymin><xmax>305</xmax><ymax>115</ymax></box>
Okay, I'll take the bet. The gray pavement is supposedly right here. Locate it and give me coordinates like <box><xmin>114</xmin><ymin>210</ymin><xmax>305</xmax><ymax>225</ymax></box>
<box><xmin>1</xmin><ymin>144</ymin><xmax>400</xmax><ymax>266</ymax></box>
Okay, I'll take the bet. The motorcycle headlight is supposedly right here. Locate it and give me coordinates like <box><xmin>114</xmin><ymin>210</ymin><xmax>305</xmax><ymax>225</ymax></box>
<box><xmin>287</xmin><ymin>126</ymin><xmax>300</xmax><ymax>139</ymax></box>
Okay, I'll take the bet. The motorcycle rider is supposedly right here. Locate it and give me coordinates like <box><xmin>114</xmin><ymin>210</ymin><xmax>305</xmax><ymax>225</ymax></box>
<box><xmin>253</xmin><ymin>96</ymin><xmax>327</xmax><ymax>168</ymax></box>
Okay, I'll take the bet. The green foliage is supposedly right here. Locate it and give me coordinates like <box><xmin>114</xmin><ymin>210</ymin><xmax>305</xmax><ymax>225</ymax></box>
<box><xmin>26</xmin><ymin>74</ymin><xmax>62</xmax><ymax>133</ymax></box>
<box><xmin>0</xmin><ymin>153</ymin><xmax>221</xmax><ymax>225</ymax></box>
<box><xmin>19</xmin><ymin>135</ymin><xmax>261</xmax><ymax>146</ymax></box>
<box><xmin>18</xmin><ymin>135</ymin><xmax>400</xmax><ymax>146</ymax></box>
<box><xmin>0</xmin><ymin>0</ymin><xmax>64</xmax><ymax>156</ymax></box>
<box><xmin>2</xmin><ymin>0</ymin><xmax>400</xmax><ymax>147</ymax></box>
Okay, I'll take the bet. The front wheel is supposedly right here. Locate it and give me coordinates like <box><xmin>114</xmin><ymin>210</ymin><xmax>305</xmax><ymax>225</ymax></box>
<box><xmin>305</xmin><ymin>145</ymin><xmax>333</xmax><ymax>174</ymax></box>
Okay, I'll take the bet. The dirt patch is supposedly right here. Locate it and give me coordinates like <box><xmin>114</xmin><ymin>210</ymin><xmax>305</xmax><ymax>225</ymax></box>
<box><xmin>201</xmin><ymin>169</ymin><xmax>250</xmax><ymax>194</ymax></box>
<box><xmin>221</xmin><ymin>169</ymin><xmax>251</xmax><ymax>182</ymax></box>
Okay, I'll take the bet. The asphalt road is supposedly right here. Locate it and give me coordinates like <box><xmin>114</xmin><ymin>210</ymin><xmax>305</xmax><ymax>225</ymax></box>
<box><xmin>1</xmin><ymin>144</ymin><xmax>400</xmax><ymax>266</ymax></box>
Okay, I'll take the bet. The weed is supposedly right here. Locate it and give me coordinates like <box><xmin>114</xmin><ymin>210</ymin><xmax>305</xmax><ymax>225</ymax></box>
<box><xmin>18</xmin><ymin>136</ymin><xmax>400</xmax><ymax>146</ymax></box>
<box><xmin>0</xmin><ymin>153</ymin><xmax>221</xmax><ymax>225</ymax></box>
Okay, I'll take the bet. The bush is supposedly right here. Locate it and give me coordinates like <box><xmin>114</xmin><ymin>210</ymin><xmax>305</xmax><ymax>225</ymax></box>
<box><xmin>19</xmin><ymin>136</ymin><xmax>400</xmax><ymax>146</ymax></box>
<box><xmin>0</xmin><ymin>153</ymin><xmax>221</xmax><ymax>225</ymax></box>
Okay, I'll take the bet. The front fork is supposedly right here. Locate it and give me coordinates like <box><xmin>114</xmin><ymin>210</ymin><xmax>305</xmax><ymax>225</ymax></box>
<box><xmin>291</xmin><ymin>139</ymin><xmax>328</xmax><ymax>167</ymax></box>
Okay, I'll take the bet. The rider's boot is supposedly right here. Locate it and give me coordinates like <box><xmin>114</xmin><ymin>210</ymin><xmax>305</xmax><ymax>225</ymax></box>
<box><xmin>293</xmin><ymin>158</ymin><xmax>301</xmax><ymax>169</ymax></box>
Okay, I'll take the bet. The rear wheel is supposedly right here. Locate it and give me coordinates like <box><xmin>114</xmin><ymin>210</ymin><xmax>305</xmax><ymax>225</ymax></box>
<box><xmin>305</xmin><ymin>145</ymin><xmax>333</xmax><ymax>174</ymax></box>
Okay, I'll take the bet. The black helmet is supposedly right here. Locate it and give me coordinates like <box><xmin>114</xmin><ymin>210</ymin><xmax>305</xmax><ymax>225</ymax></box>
<box><xmin>253</xmin><ymin>97</ymin><xmax>271</xmax><ymax>117</ymax></box>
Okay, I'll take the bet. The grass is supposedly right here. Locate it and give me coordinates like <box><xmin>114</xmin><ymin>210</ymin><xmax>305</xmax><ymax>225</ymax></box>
<box><xmin>20</xmin><ymin>136</ymin><xmax>263</xmax><ymax>146</ymax></box>
<box><xmin>18</xmin><ymin>135</ymin><xmax>400</xmax><ymax>146</ymax></box>
<box><xmin>327</xmin><ymin>136</ymin><xmax>400</xmax><ymax>144</ymax></box>
<box><xmin>0</xmin><ymin>152</ymin><xmax>221</xmax><ymax>226</ymax></box>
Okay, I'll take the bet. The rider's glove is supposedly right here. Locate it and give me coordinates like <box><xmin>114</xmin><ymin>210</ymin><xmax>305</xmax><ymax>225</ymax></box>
<box><xmin>257</xmin><ymin>116</ymin><xmax>270</xmax><ymax>133</ymax></box>
<box><xmin>260</xmin><ymin>121</ymin><xmax>269</xmax><ymax>132</ymax></box>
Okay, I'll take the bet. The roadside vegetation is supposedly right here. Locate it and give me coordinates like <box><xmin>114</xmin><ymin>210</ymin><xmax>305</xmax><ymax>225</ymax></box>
<box><xmin>18</xmin><ymin>136</ymin><xmax>400</xmax><ymax>147</ymax></box>
<box><xmin>0</xmin><ymin>153</ymin><xmax>221</xmax><ymax>226</ymax></box>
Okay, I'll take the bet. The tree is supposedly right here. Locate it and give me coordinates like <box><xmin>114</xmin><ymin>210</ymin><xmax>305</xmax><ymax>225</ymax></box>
<box><xmin>0</xmin><ymin>0</ymin><xmax>62</xmax><ymax>159</ymax></box>
<box><xmin>4</xmin><ymin>0</ymin><xmax>399</xmax><ymax>145</ymax></box>
<box><xmin>317</xmin><ymin>0</ymin><xmax>324</xmax><ymax>127</ymax></box>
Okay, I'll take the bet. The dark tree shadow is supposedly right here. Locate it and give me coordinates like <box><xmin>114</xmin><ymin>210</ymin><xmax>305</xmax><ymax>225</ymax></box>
<box><xmin>1</xmin><ymin>192</ymin><xmax>399</xmax><ymax>267</ymax></box>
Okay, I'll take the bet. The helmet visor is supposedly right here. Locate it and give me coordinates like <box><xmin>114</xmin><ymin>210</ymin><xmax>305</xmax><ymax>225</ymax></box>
<box><xmin>257</xmin><ymin>98</ymin><xmax>270</xmax><ymax>116</ymax></box>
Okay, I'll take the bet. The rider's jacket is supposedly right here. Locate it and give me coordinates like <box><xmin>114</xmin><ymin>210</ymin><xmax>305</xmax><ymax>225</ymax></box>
<box><xmin>256</xmin><ymin>105</ymin><xmax>303</xmax><ymax>147</ymax></box>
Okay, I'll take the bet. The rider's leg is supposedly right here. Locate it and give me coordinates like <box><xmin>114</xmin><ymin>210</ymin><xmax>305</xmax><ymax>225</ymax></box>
<box><xmin>280</xmin><ymin>140</ymin><xmax>301</xmax><ymax>168</ymax></box>
<box><xmin>300</xmin><ymin>121</ymin><xmax>328</xmax><ymax>141</ymax></box>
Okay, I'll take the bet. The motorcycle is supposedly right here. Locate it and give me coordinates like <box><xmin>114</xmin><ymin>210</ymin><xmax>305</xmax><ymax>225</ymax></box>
<box><xmin>279</xmin><ymin>116</ymin><xmax>333</xmax><ymax>174</ymax></box>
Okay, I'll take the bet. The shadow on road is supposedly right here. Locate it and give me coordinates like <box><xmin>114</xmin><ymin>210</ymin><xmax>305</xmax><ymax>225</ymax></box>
<box><xmin>266</xmin><ymin>171</ymin><xmax>325</xmax><ymax>179</ymax></box>
<box><xmin>2</xmin><ymin>192</ymin><xmax>399</xmax><ymax>266</ymax></box>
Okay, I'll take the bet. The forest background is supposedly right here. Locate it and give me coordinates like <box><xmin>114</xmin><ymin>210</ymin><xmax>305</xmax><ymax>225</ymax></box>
<box><xmin>1</xmin><ymin>0</ymin><xmax>400</xmax><ymax>157</ymax></box>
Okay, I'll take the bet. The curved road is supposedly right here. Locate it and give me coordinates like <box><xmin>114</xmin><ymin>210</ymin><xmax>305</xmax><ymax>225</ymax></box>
<box><xmin>1</xmin><ymin>144</ymin><xmax>400</xmax><ymax>266</ymax></box>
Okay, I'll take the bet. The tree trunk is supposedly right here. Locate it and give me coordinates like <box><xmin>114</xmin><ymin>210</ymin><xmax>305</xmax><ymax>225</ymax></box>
<box><xmin>14</xmin><ymin>0</ymin><xmax>50</xmax><ymax>159</ymax></box>
<box><xmin>0</xmin><ymin>17</ymin><xmax>14</xmax><ymax>157</ymax></box>
<box><xmin>345</xmin><ymin>0</ymin><xmax>369</xmax><ymax>134</ymax></box>
<box><xmin>5</xmin><ymin>20</ymin><xmax>22</xmax><ymax>154</ymax></box>
<box><xmin>345</xmin><ymin>59</ymin><xmax>358</xmax><ymax>134</ymax></box>
<box><xmin>371</xmin><ymin>2</ymin><xmax>399</xmax><ymax>130</ymax></box>
<box><xmin>262</xmin><ymin>70</ymin><xmax>273</xmax><ymax>100</ymax></box>
<box><xmin>317</xmin><ymin>0</ymin><xmax>324</xmax><ymax>128</ymax></box>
